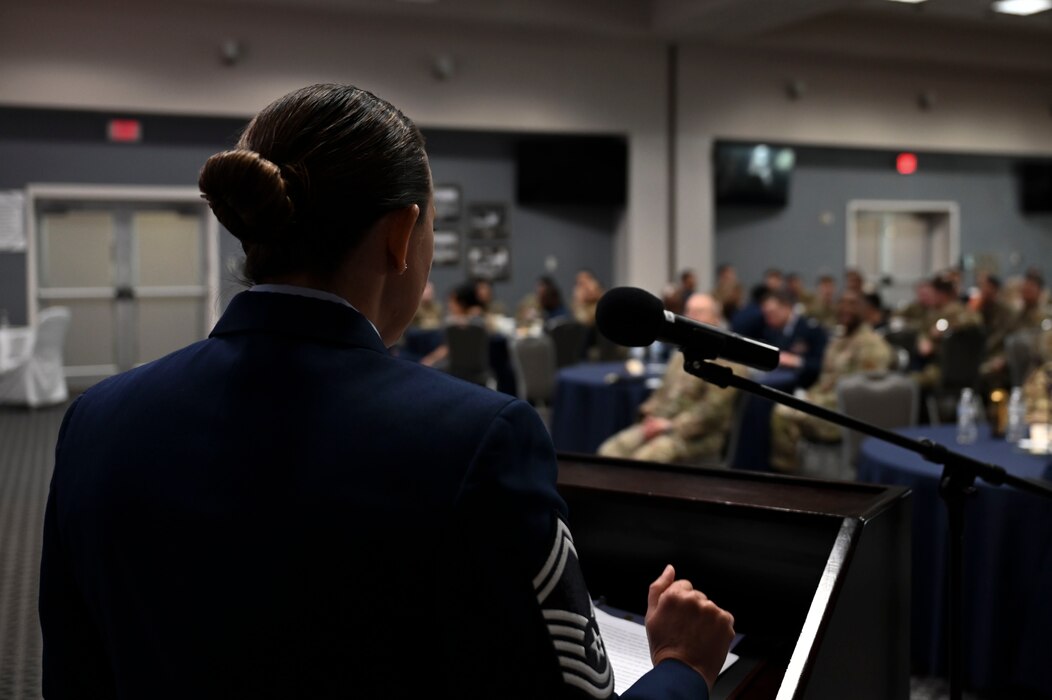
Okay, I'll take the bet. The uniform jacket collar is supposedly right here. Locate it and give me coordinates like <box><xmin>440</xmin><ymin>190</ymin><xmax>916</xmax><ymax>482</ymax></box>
<box><xmin>210</xmin><ymin>290</ymin><xmax>390</xmax><ymax>355</ymax></box>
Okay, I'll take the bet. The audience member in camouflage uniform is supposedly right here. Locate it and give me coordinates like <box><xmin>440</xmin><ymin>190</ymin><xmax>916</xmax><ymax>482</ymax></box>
<box><xmin>598</xmin><ymin>293</ymin><xmax>742</xmax><ymax>464</ymax></box>
<box><xmin>914</xmin><ymin>276</ymin><xmax>982</xmax><ymax>390</ymax></box>
<box><xmin>769</xmin><ymin>290</ymin><xmax>894</xmax><ymax>473</ymax></box>
<box><xmin>1023</xmin><ymin>360</ymin><xmax>1052</xmax><ymax>427</ymax></box>
<box><xmin>977</xmin><ymin>274</ymin><xmax>1017</xmax><ymax>390</ymax></box>
<box><xmin>806</xmin><ymin>275</ymin><xmax>838</xmax><ymax>329</ymax></box>
<box><xmin>1015</xmin><ymin>270</ymin><xmax>1048</xmax><ymax>332</ymax></box>
<box><xmin>411</xmin><ymin>281</ymin><xmax>444</xmax><ymax>330</ymax></box>
<box><xmin>894</xmin><ymin>279</ymin><xmax>936</xmax><ymax>331</ymax></box>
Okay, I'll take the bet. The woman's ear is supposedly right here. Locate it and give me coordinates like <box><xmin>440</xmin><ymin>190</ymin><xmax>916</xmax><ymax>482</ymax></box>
<box><xmin>382</xmin><ymin>204</ymin><xmax>421</xmax><ymax>274</ymax></box>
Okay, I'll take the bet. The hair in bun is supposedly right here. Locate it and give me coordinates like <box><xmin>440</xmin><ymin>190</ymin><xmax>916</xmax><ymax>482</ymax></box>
<box><xmin>199</xmin><ymin>149</ymin><xmax>294</xmax><ymax>244</ymax></box>
<box><xmin>198</xmin><ymin>84</ymin><xmax>430</xmax><ymax>283</ymax></box>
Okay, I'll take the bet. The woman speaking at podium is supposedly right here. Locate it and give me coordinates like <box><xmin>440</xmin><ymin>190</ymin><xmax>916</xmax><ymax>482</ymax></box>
<box><xmin>39</xmin><ymin>84</ymin><xmax>733</xmax><ymax>698</ymax></box>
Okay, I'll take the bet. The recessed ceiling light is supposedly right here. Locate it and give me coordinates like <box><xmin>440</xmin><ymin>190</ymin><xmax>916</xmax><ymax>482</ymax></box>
<box><xmin>885</xmin><ymin>0</ymin><xmax>927</xmax><ymax>4</ymax></box>
<box><xmin>991</xmin><ymin>0</ymin><xmax>1052</xmax><ymax>15</ymax></box>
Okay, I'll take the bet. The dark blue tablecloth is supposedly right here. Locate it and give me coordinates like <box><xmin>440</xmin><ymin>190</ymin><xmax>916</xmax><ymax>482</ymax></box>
<box><xmin>858</xmin><ymin>425</ymin><xmax>1052</xmax><ymax>696</ymax></box>
<box><xmin>550</xmin><ymin>362</ymin><xmax>661</xmax><ymax>453</ymax></box>
<box><xmin>729</xmin><ymin>368</ymin><xmax>799</xmax><ymax>471</ymax></box>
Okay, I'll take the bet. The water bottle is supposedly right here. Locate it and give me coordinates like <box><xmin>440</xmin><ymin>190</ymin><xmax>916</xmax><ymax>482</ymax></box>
<box><xmin>957</xmin><ymin>388</ymin><xmax>978</xmax><ymax>445</ymax></box>
<box><xmin>1006</xmin><ymin>387</ymin><xmax>1026</xmax><ymax>444</ymax></box>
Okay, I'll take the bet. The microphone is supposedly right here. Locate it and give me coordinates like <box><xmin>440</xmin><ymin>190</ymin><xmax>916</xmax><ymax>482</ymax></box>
<box><xmin>596</xmin><ymin>287</ymin><xmax>780</xmax><ymax>372</ymax></box>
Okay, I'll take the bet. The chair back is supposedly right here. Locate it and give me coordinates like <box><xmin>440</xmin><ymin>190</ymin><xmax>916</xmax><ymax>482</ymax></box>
<box><xmin>884</xmin><ymin>328</ymin><xmax>918</xmax><ymax>370</ymax></box>
<box><xmin>547</xmin><ymin>320</ymin><xmax>588</xmax><ymax>368</ymax></box>
<box><xmin>1005</xmin><ymin>329</ymin><xmax>1039</xmax><ymax>388</ymax></box>
<box><xmin>509</xmin><ymin>335</ymin><xmax>557</xmax><ymax>404</ymax></box>
<box><xmin>719</xmin><ymin>390</ymin><xmax>748</xmax><ymax>468</ymax></box>
<box><xmin>33</xmin><ymin>306</ymin><xmax>72</xmax><ymax>365</ymax></box>
<box><xmin>595</xmin><ymin>328</ymin><xmax>627</xmax><ymax>362</ymax></box>
<box><xmin>445</xmin><ymin>324</ymin><xmax>490</xmax><ymax>386</ymax></box>
<box><xmin>938</xmin><ymin>326</ymin><xmax>986</xmax><ymax>393</ymax></box>
<box><xmin>837</xmin><ymin>372</ymin><xmax>919</xmax><ymax>470</ymax></box>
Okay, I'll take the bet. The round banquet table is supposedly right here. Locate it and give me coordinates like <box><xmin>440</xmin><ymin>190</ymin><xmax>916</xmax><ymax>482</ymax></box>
<box><xmin>857</xmin><ymin>425</ymin><xmax>1052</xmax><ymax>696</ymax></box>
<box><xmin>550</xmin><ymin>362</ymin><xmax>663</xmax><ymax>454</ymax></box>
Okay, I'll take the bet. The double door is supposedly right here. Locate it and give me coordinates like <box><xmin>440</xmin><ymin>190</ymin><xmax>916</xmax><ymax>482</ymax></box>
<box><xmin>30</xmin><ymin>187</ymin><xmax>219</xmax><ymax>387</ymax></box>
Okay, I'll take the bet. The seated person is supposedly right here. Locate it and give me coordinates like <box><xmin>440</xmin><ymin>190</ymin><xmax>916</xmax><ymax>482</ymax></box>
<box><xmin>474</xmin><ymin>276</ymin><xmax>507</xmax><ymax>316</ymax></box>
<box><xmin>761</xmin><ymin>290</ymin><xmax>828</xmax><ymax>390</ymax></box>
<box><xmin>572</xmin><ymin>268</ymin><xmax>604</xmax><ymax>327</ymax></box>
<box><xmin>806</xmin><ymin>275</ymin><xmax>837</xmax><ymax>329</ymax></box>
<box><xmin>914</xmin><ymin>275</ymin><xmax>982</xmax><ymax>390</ymax></box>
<box><xmin>712</xmin><ymin>263</ymin><xmax>742</xmax><ymax>322</ymax></box>
<box><xmin>411</xmin><ymin>280</ymin><xmax>443</xmax><ymax>330</ymax></box>
<box><xmin>598</xmin><ymin>294</ymin><xmax>743</xmax><ymax>464</ymax></box>
<box><xmin>975</xmin><ymin>274</ymin><xmax>1016</xmax><ymax>390</ymax></box>
<box><xmin>1023</xmin><ymin>359</ymin><xmax>1052</xmax><ymax>426</ymax></box>
<box><xmin>517</xmin><ymin>275</ymin><xmax>568</xmax><ymax>327</ymax></box>
<box><xmin>1016</xmin><ymin>269</ymin><xmax>1049</xmax><ymax>332</ymax></box>
<box><xmin>421</xmin><ymin>282</ymin><xmax>485</xmax><ymax>368</ymax></box>
<box><xmin>769</xmin><ymin>290</ymin><xmax>893</xmax><ymax>473</ymax></box>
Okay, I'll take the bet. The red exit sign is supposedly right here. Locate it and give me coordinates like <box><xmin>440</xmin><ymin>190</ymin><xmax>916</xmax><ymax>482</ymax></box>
<box><xmin>107</xmin><ymin>119</ymin><xmax>142</xmax><ymax>143</ymax></box>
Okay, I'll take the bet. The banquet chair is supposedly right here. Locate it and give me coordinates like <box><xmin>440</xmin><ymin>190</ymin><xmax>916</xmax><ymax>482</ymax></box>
<box><xmin>1005</xmin><ymin>329</ymin><xmax>1039</xmax><ymax>388</ymax></box>
<box><xmin>445</xmin><ymin>324</ymin><xmax>492</xmax><ymax>388</ymax></box>
<box><xmin>798</xmin><ymin>372</ymin><xmax>919</xmax><ymax>481</ymax></box>
<box><xmin>509</xmin><ymin>335</ymin><xmax>557</xmax><ymax>426</ymax></box>
<box><xmin>926</xmin><ymin>325</ymin><xmax>986</xmax><ymax>424</ymax></box>
<box><xmin>884</xmin><ymin>328</ymin><xmax>918</xmax><ymax>371</ymax></box>
<box><xmin>837</xmin><ymin>372</ymin><xmax>919</xmax><ymax>476</ymax></box>
<box><xmin>547</xmin><ymin>320</ymin><xmax>588</xmax><ymax>368</ymax></box>
<box><xmin>691</xmin><ymin>390</ymin><xmax>746</xmax><ymax>470</ymax></box>
<box><xmin>0</xmin><ymin>306</ymin><xmax>71</xmax><ymax>408</ymax></box>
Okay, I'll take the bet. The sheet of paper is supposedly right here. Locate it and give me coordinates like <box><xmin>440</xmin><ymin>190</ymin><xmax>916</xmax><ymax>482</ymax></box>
<box><xmin>0</xmin><ymin>191</ymin><xmax>25</xmax><ymax>252</ymax></box>
<box><xmin>594</xmin><ymin>607</ymin><xmax>739</xmax><ymax>695</ymax></box>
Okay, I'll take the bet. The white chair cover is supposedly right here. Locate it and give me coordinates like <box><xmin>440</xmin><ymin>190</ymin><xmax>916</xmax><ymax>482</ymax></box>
<box><xmin>0</xmin><ymin>307</ymin><xmax>71</xmax><ymax>407</ymax></box>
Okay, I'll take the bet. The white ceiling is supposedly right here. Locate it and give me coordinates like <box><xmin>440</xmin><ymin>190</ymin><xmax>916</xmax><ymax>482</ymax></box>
<box><xmin>170</xmin><ymin>0</ymin><xmax>1052</xmax><ymax>75</ymax></box>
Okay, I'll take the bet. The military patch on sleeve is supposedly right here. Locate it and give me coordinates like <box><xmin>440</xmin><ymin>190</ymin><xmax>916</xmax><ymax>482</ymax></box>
<box><xmin>533</xmin><ymin>516</ymin><xmax>614</xmax><ymax>699</ymax></box>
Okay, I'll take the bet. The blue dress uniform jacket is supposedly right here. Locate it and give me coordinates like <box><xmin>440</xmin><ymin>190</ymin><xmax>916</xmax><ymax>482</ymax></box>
<box><xmin>762</xmin><ymin>315</ymin><xmax>828</xmax><ymax>390</ymax></box>
<box><xmin>39</xmin><ymin>290</ymin><xmax>708</xmax><ymax>700</ymax></box>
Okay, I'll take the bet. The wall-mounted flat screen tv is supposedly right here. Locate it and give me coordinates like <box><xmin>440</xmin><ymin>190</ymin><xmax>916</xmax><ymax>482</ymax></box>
<box><xmin>1019</xmin><ymin>161</ymin><xmax>1052</xmax><ymax>213</ymax></box>
<box><xmin>715</xmin><ymin>142</ymin><xmax>795</xmax><ymax>206</ymax></box>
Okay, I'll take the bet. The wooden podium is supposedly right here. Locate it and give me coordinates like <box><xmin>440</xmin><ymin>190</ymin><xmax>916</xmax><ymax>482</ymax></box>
<box><xmin>557</xmin><ymin>454</ymin><xmax>911</xmax><ymax>700</ymax></box>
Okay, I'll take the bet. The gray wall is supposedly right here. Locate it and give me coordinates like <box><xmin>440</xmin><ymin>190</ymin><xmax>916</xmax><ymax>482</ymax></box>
<box><xmin>424</xmin><ymin>130</ymin><xmax>618</xmax><ymax>311</ymax></box>
<box><xmin>716</xmin><ymin>146</ymin><xmax>1052</xmax><ymax>292</ymax></box>
<box><xmin>0</xmin><ymin>107</ymin><xmax>619</xmax><ymax>326</ymax></box>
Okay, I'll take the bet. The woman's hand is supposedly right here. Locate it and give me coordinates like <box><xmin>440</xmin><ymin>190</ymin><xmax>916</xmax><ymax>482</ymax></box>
<box><xmin>644</xmin><ymin>565</ymin><xmax>735</xmax><ymax>691</ymax></box>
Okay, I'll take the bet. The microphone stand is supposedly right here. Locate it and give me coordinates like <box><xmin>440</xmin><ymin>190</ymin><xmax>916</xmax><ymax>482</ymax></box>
<box><xmin>681</xmin><ymin>350</ymin><xmax>1052</xmax><ymax>700</ymax></box>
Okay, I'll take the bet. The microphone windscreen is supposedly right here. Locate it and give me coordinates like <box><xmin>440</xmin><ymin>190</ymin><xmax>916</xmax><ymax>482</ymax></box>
<box><xmin>596</xmin><ymin>287</ymin><xmax>665</xmax><ymax>346</ymax></box>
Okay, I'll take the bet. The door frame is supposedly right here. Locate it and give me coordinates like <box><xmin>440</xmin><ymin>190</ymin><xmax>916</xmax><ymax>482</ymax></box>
<box><xmin>845</xmin><ymin>199</ymin><xmax>961</xmax><ymax>278</ymax></box>
<box><xmin>24</xmin><ymin>184</ymin><xmax>220</xmax><ymax>364</ymax></box>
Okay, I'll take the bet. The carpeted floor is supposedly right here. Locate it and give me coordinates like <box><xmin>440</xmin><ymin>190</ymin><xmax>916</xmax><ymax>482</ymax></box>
<box><xmin>0</xmin><ymin>401</ymin><xmax>68</xmax><ymax>700</ymax></box>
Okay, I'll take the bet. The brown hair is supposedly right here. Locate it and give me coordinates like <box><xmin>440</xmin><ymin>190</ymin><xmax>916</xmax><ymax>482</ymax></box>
<box><xmin>199</xmin><ymin>84</ymin><xmax>430</xmax><ymax>282</ymax></box>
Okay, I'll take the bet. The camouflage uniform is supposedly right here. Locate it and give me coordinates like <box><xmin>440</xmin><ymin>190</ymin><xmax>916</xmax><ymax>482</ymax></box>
<box><xmin>1016</xmin><ymin>303</ymin><xmax>1049</xmax><ymax>333</ymax></box>
<box><xmin>806</xmin><ymin>298</ymin><xmax>837</xmax><ymax>330</ymax></box>
<box><xmin>770</xmin><ymin>324</ymin><xmax>893</xmax><ymax>473</ymax></box>
<box><xmin>598</xmin><ymin>352</ymin><xmax>742</xmax><ymax>464</ymax></box>
<box><xmin>411</xmin><ymin>300</ymin><xmax>444</xmax><ymax>330</ymax></box>
<box><xmin>978</xmin><ymin>298</ymin><xmax>1018</xmax><ymax>389</ymax></box>
<box><xmin>1023</xmin><ymin>360</ymin><xmax>1052</xmax><ymax>426</ymax></box>
<box><xmin>914</xmin><ymin>300</ymin><xmax>983</xmax><ymax>390</ymax></box>
<box><xmin>894</xmin><ymin>301</ymin><xmax>930</xmax><ymax>331</ymax></box>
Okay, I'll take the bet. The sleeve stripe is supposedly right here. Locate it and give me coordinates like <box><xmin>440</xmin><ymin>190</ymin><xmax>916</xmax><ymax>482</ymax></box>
<box><xmin>558</xmin><ymin>656</ymin><xmax>613</xmax><ymax>686</ymax></box>
<box><xmin>532</xmin><ymin>518</ymin><xmax>572</xmax><ymax>590</ymax></box>
<box><xmin>562</xmin><ymin>672</ymin><xmax>614</xmax><ymax>699</ymax></box>
<box><xmin>543</xmin><ymin>609</ymin><xmax>590</xmax><ymax>626</ymax></box>
<box><xmin>553</xmin><ymin>640</ymin><xmax>588</xmax><ymax>658</ymax></box>
<box><xmin>547</xmin><ymin>624</ymin><xmax>585</xmax><ymax>641</ymax></box>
